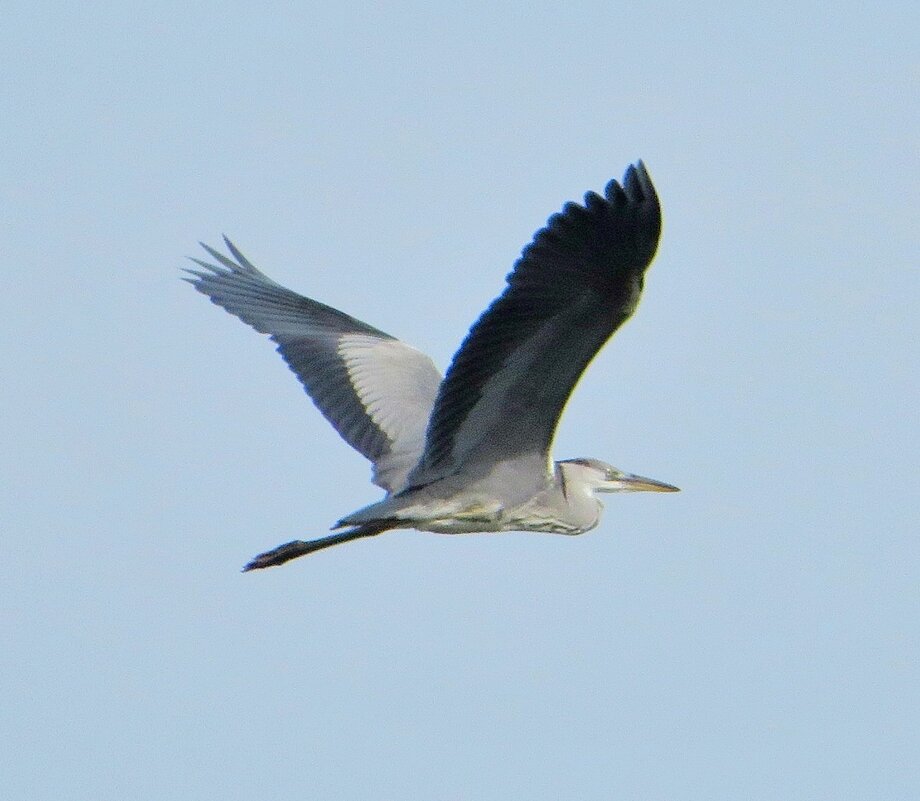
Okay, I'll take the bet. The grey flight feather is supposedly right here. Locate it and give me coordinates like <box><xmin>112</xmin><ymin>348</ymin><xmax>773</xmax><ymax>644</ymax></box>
<box><xmin>184</xmin><ymin>237</ymin><xmax>442</xmax><ymax>493</ymax></box>
<box><xmin>407</xmin><ymin>161</ymin><xmax>661</xmax><ymax>485</ymax></box>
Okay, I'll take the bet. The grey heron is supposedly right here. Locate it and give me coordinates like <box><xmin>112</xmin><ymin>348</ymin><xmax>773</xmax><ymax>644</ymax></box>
<box><xmin>186</xmin><ymin>161</ymin><xmax>678</xmax><ymax>571</ymax></box>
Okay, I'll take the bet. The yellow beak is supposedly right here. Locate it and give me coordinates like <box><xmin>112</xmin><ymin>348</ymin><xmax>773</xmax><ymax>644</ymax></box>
<box><xmin>619</xmin><ymin>473</ymin><xmax>680</xmax><ymax>492</ymax></box>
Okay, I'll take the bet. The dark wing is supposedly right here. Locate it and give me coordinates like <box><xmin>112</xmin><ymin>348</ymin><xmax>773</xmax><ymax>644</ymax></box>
<box><xmin>407</xmin><ymin>161</ymin><xmax>661</xmax><ymax>485</ymax></box>
<box><xmin>185</xmin><ymin>239</ymin><xmax>442</xmax><ymax>493</ymax></box>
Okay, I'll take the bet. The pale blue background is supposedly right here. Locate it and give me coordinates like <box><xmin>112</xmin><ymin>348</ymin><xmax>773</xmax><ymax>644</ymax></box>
<box><xmin>2</xmin><ymin>3</ymin><xmax>917</xmax><ymax>799</ymax></box>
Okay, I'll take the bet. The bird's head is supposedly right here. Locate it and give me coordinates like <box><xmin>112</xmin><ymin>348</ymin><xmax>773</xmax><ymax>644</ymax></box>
<box><xmin>558</xmin><ymin>458</ymin><xmax>679</xmax><ymax>495</ymax></box>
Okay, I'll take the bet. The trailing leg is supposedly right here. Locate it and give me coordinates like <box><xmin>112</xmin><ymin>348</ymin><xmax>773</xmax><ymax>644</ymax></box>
<box><xmin>242</xmin><ymin>521</ymin><xmax>395</xmax><ymax>571</ymax></box>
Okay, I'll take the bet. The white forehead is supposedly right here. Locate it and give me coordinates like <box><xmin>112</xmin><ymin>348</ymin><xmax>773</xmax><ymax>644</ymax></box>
<box><xmin>560</xmin><ymin>457</ymin><xmax>615</xmax><ymax>472</ymax></box>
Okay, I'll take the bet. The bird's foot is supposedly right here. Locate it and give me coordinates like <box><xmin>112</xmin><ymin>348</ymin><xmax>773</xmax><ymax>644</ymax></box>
<box><xmin>241</xmin><ymin>540</ymin><xmax>311</xmax><ymax>571</ymax></box>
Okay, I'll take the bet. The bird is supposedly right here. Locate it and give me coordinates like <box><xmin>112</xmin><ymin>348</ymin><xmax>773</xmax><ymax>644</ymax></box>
<box><xmin>185</xmin><ymin>161</ymin><xmax>678</xmax><ymax>571</ymax></box>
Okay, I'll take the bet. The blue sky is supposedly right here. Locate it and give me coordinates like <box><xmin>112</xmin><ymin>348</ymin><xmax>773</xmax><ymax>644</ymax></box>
<box><xmin>2</xmin><ymin>3</ymin><xmax>917</xmax><ymax>799</ymax></box>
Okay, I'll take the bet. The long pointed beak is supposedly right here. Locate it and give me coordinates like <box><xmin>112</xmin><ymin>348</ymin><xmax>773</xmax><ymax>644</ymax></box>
<box><xmin>620</xmin><ymin>473</ymin><xmax>680</xmax><ymax>493</ymax></box>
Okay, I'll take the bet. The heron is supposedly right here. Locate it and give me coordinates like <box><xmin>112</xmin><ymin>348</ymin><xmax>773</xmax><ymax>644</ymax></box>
<box><xmin>186</xmin><ymin>161</ymin><xmax>678</xmax><ymax>571</ymax></box>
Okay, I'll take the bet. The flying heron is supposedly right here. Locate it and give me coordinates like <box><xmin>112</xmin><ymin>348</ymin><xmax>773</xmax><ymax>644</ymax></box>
<box><xmin>186</xmin><ymin>161</ymin><xmax>678</xmax><ymax>571</ymax></box>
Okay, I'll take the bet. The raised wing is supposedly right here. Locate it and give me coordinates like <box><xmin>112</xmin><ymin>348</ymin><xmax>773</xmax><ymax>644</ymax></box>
<box><xmin>185</xmin><ymin>238</ymin><xmax>442</xmax><ymax>493</ymax></box>
<box><xmin>408</xmin><ymin>161</ymin><xmax>662</xmax><ymax>485</ymax></box>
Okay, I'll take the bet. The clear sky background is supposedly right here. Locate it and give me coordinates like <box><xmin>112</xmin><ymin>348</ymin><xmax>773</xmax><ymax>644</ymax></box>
<box><xmin>2</xmin><ymin>3</ymin><xmax>917</xmax><ymax>799</ymax></box>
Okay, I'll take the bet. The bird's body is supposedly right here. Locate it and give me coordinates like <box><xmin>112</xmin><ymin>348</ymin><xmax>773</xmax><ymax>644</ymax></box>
<box><xmin>340</xmin><ymin>460</ymin><xmax>584</xmax><ymax>535</ymax></box>
<box><xmin>186</xmin><ymin>161</ymin><xmax>678</xmax><ymax>570</ymax></box>
<box><xmin>338</xmin><ymin>458</ymin><xmax>628</xmax><ymax>536</ymax></box>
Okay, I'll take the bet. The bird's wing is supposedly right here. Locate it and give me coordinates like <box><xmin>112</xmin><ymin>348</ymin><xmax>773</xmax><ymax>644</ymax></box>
<box><xmin>185</xmin><ymin>239</ymin><xmax>442</xmax><ymax>494</ymax></box>
<box><xmin>408</xmin><ymin>161</ymin><xmax>662</xmax><ymax>485</ymax></box>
